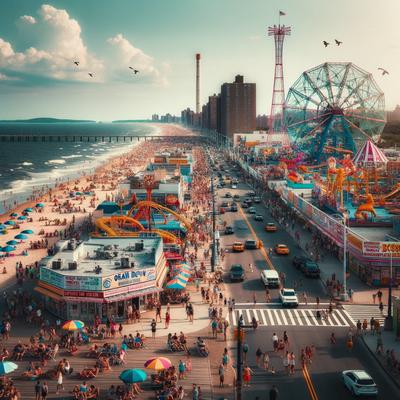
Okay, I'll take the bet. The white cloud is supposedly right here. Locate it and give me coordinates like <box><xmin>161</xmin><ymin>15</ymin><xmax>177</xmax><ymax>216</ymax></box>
<box><xmin>20</xmin><ymin>15</ymin><xmax>36</xmax><ymax>24</ymax></box>
<box><xmin>0</xmin><ymin>4</ymin><xmax>103</xmax><ymax>82</ymax></box>
<box><xmin>249</xmin><ymin>35</ymin><xmax>261</xmax><ymax>41</ymax></box>
<box><xmin>107</xmin><ymin>33</ymin><xmax>168</xmax><ymax>86</ymax></box>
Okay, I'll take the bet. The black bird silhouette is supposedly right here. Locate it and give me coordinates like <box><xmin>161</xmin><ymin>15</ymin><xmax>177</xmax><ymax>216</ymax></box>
<box><xmin>88</xmin><ymin>73</ymin><xmax>94</xmax><ymax>78</ymax></box>
<box><xmin>378</xmin><ymin>68</ymin><xmax>389</xmax><ymax>76</ymax></box>
<box><xmin>73</xmin><ymin>61</ymin><xmax>79</xmax><ymax>66</ymax></box>
<box><xmin>129</xmin><ymin>67</ymin><xmax>140</xmax><ymax>74</ymax></box>
<box><xmin>335</xmin><ymin>39</ymin><xmax>342</xmax><ymax>46</ymax></box>
<box><xmin>323</xmin><ymin>41</ymin><xmax>329</xmax><ymax>47</ymax></box>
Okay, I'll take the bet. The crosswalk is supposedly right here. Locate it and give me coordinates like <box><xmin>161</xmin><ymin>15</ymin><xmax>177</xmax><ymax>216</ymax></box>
<box><xmin>342</xmin><ymin>304</ymin><xmax>386</xmax><ymax>327</ymax></box>
<box><xmin>229</xmin><ymin>308</ymin><xmax>352</xmax><ymax>328</ymax></box>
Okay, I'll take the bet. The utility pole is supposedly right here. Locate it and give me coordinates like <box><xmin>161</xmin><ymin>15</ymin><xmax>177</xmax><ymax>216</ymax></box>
<box><xmin>236</xmin><ymin>315</ymin><xmax>243</xmax><ymax>400</ymax></box>
<box><xmin>211</xmin><ymin>174</ymin><xmax>216</xmax><ymax>273</ymax></box>
<box><xmin>385</xmin><ymin>252</ymin><xmax>393</xmax><ymax>331</ymax></box>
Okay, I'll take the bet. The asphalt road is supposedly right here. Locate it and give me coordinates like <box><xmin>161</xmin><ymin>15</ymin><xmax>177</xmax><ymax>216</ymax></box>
<box><xmin>211</xmin><ymin>162</ymin><xmax>400</xmax><ymax>400</ymax></box>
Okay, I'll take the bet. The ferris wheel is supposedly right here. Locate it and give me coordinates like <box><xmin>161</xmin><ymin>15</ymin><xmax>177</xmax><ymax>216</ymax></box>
<box><xmin>285</xmin><ymin>62</ymin><xmax>386</xmax><ymax>161</ymax></box>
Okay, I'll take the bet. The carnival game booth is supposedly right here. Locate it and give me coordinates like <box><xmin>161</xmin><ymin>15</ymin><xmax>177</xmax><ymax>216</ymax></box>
<box><xmin>36</xmin><ymin>236</ymin><xmax>168</xmax><ymax>322</ymax></box>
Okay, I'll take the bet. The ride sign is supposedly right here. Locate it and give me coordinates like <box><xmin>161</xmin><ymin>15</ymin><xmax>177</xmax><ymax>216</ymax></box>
<box><xmin>102</xmin><ymin>267</ymin><xmax>156</xmax><ymax>290</ymax></box>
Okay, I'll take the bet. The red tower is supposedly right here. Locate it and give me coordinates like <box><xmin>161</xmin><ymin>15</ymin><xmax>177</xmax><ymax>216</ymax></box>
<box><xmin>267</xmin><ymin>24</ymin><xmax>291</xmax><ymax>148</ymax></box>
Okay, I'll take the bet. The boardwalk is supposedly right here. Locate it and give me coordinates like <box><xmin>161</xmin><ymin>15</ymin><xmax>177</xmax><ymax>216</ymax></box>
<box><xmin>4</xmin><ymin>334</ymin><xmax>213</xmax><ymax>400</ymax></box>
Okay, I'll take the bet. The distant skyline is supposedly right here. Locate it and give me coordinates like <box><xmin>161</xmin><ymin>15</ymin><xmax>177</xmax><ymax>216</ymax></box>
<box><xmin>0</xmin><ymin>0</ymin><xmax>399</xmax><ymax>120</ymax></box>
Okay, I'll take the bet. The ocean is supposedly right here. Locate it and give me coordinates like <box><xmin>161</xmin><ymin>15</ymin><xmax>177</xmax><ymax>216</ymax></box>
<box><xmin>0</xmin><ymin>122</ymin><xmax>157</xmax><ymax>214</ymax></box>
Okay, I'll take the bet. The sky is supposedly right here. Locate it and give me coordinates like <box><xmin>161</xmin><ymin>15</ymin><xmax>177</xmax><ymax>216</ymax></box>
<box><xmin>0</xmin><ymin>0</ymin><xmax>399</xmax><ymax>120</ymax></box>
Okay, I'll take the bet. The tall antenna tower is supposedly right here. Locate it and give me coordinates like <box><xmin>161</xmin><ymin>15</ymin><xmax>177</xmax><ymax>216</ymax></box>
<box><xmin>195</xmin><ymin>53</ymin><xmax>201</xmax><ymax>114</ymax></box>
<box><xmin>267</xmin><ymin>24</ymin><xmax>291</xmax><ymax>147</ymax></box>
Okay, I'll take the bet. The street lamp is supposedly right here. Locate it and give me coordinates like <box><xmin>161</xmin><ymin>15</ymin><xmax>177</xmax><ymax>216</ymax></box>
<box><xmin>341</xmin><ymin>212</ymin><xmax>349</xmax><ymax>301</ymax></box>
<box><xmin>210</xmin><ymin>174</ymin><xmax>216</xmax><ymax>273</ymax></box>
<box><xmin>384</xmin><ymin>252</ymin><xmax>393</xmax><ymax>331</ymax></box>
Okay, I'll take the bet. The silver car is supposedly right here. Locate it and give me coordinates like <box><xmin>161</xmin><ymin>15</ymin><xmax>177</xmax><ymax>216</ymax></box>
<box><xmin>342</xmin><ymin>370</ymin><xmax>378</xmax><ymax>396</ymax></box>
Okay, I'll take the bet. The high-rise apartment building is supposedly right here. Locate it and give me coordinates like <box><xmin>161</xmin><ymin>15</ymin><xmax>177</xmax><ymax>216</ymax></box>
<box><xmin>220</xmin><ymin>75</ymin><xmax>256</xmax><ymax>137</ymax></box>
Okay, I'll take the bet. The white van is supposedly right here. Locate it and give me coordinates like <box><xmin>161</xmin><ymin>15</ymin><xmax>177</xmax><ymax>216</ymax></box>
<box><xmin>261</xmin><ymin>269</ymin><xmax>280</xmax><ymax>288</ymax></box>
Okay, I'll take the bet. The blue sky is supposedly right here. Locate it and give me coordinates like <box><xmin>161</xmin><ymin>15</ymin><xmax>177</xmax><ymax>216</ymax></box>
<box><xmin>0</xmin><ymin>0</ymin><xmax>399</xmax><ymax>120</ymax></box>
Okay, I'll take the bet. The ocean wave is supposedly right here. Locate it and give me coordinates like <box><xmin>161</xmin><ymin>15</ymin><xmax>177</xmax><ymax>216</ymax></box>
<box><xmin>61</xmin><ymin>155</ymin><xmax>82</xmax><ymax>159</ymax></box>
<box><xmin>46</xmin><ymin>159</ymin><xmax>66</xmax><ymax>165</ymax></box>
<box><xmin>21</xmin><ymin>162</ymin><xmax>33</xmax><ymax>166</ymax></box>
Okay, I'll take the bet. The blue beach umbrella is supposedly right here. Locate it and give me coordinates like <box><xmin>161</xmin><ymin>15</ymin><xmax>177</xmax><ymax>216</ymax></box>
<box><xmin>0</xmin><ymin>361</ymin><xmax>18</xmax><ymax>376</ymax></box>
<box><xmin>6</xmin><ymin>240</ymin><xmax>18</xmax><ymax>246</ymax></box>
<box><xmin>9</xmin><ymin>213</ymin><xmax>18</xmax><ymax>218</ymax></box>
<box><xmin>35</xmin><ymin>203</ymin><xmax>44</xmax><ymax>208</ymax></box>
<box><xmin>0</xmin><ymin>224</ymin><xmax>6</xmax><ymax>230</ymax></box>
<box><xmin>119</xmin><ymin>369</ymin><xmax>147</xmax><ymax>384</ymax></box>
<box><xmin>1</xmin><ymin>245</ymin><xmax>16</xmax><ymax>253</ymax></box>
<box><xmin>21</xmin><ymin>229</ymin><xmax>34</xmax><ymax>234</ymax></box>
<box><xmin>4</xmin><ymin>221</ymin><xmax>15</xmax><ymax>226</ymax></box>
<box><xmin>17</xmin><ymin>216</ymin><xmax>27</xmax><ymax>221</ymax></box>
<box><xmin>14</xmin><ymin>234</ymin><xmax>28</xmax><ymax>240</ymax></box>
<box><xmin>166</xmin><ymin>279</ymin><xmax>186</xmax><ymax>290</ymax></box>
<box><xmin>24</xmin><ymin>208</ymin><xmax>33</xmax><ymax>213</ymax></box>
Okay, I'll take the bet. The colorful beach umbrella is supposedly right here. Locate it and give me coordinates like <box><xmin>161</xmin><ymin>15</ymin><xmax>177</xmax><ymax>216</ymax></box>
<box><xmin>14</xmin><ymin>234</ymin><xmax>28</xmax><ymax>240</ymax></box>
<box><xmin>6</xmin><ymin>240</ymin><xmax>18</xmax><ymax>246</ymax></box>
<box><xmin>179</xmin><ymin>271</ymin><xmax>191</xmax><ymax>278</ymax></box>
<box><xmin>1</xmin><ymin>245</ymin><xmax>15</xmax><ymax>253</ymax></box>
<box><xmin>24</xmin><ymin>208</ymin><xmax>33</xmax><ymax>213</ymax></box>
<box><xmin>62</xmin><ymin>320</ymin><xmax>85</xmax><ymax>331</ymax></box>
<box><xmin>0</xmin><ymin>224</ymin><xmax>6</xmax><ymax>230</ymax></box>
<box><xmin>17</xmin><ymin>216</ymin><xmax>27</xmax><ymax>221</ymax></box>
<box><xmin>9</xmin><ymin>213</ymin><xmax>18</xmax><ymax>218</ymax></box>
<box><xmin>21</xmin><ymin>229</ymin><xmax>34</xmax><ymax>234</ymax></box>
<box><xmin>144</xmin><ymin>357</ymin><xmax>171</xmax><ymax>371</ymax></box>
<box><xmin>176</xmin><ymin>274</ymin><xmax>189</xmax><ymax>283</ymax></box>
<box><xmin>166</xmin><ymin>279</ymin><xmax>186</xmax><ymax>290</ymax></box>
<box><xmin>4</xmin><ymin>221</ymin><xmax>15</xmax><ymax>226</ymax></box>
<box><xmin>0</xmin><ymin>361</ymin><xmax>18</xmax><ymax>376</ymax></box>
<box><xmin>119</xmin><ymin>369</ymin><xmax>147</xmax><ymax>384</ymax></box>
<box><xmin>35</xmin><ymin>203</ymin><xmax>44</xmax><ymax>208</ymax></box>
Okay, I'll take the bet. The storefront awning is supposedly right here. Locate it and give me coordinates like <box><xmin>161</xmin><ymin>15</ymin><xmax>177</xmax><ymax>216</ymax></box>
<box><xmin>104</xmin><ymin>286</ymin><xmax>162</xmax><ymax>303</ymax></box>
<box><xmin>64</xmin><ymin>297</ymin><xmax>105</xmax><ymax>303</ymax></box>
<box><xmin>34</xmin><ymin>286</ymin><xmax>62</xmax><ymax>301</ymax></box>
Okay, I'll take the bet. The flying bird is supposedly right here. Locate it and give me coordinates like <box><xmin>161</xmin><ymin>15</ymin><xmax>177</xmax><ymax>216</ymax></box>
<box><xmin>378</xmin><ymin>68</ymin><xmax>389</xmax><ymax>76</ymax></box>
<box><xmin>335</xmin><ymin>39</ymin><xmax>342</xmax><ymax>46</ymax></box>
<box><xmin>88</xmin><ymin>73</ymin><xmax>94</xmax><ymax>78</ymax></box>
<box><xmin>73</xmin><ymin>61</ymin><xmax>79</xmax><ymax>66</ymax></box>
<box><xmin>323</xmin><ymin>41</ymin><xmax>329</xmax><ymax>47</ymax></box>
<box><xmin>129</xmin><ymin>67</ymin><xmax>140</xmax><ymax>74</ymax></box>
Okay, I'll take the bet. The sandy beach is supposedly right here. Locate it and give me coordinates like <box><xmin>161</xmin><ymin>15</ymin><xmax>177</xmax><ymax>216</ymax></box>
<box><xmin>0</xmin><ymin>123</ymin><xmax>197</xmax><ymax>290</ymax></box>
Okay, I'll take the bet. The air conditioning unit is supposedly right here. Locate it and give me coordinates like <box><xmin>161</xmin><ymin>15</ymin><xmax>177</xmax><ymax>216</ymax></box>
<box><xmin>68</xmin><ymin>261</ymin><xmax>77</xmax><ymax>270</ymax></box>
<box><xmin>52</xmin><ymin>260</ymin><xmax>62</xmax><ymax>270</ymax></box>
<box><xmin>120</xmin><ymin>257</ymin><xmax>130</xmax><ymax>268</ymax></box>
<box><xmin>135</xmin><ymin>242</ymin><xmax>144</xmax><ymax>251</ymax></box>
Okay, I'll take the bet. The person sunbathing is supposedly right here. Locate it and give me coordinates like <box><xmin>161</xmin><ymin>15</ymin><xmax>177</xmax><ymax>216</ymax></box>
<box><xmin>22</xmin><ymin>364</ymin><xmax>42</xmax><ymax>378</ymax></box>
<box><xmin>87</xmin><ymin>344</ymin><xmax>100</xmax><ymax>358</ymax></box>
<box><xmin>79</xmin><ymin>366</ymin><xmax>99</xmax><ymax>379</ymax></box>
<box><xmin>87</xmin><ymin>384</ymin><xmax>100</xmax><ymax>399</ymax></box>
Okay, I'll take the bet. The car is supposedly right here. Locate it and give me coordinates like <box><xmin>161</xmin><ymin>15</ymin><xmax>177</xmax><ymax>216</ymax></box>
<box><xmin>248</xmin><ymin>207</ymin><xmax>257</xmax><ymax>214</ymax></box>
<box><xmin>233</xmin><ymin>194</ymin><xmax>240</xmax><ymax>200</ymax></box>
<box><xmin>301</xmin><ymin>261</ymin><xmax>321</xmax><ymax>278</ymax></box>
<box><xmin>221</xmin><ymin>202</ymin><xmax>229</xmax><ymax>207</ymax></box>
<box><xmin>231</xmin><ymin>184</ymin><xmax>237</xmax><ymax>189</ymax></box>
<box><xmin>245</xmin><ymin>239</ymin><xmax>259</xmax><ymax>249</ymax></box>
<box><xmin>232</xmin><ymin>242</ymin><xmax>245</xmax><ymax>252</ymax></box>
<box><xmin>254</xmin><ymin>214</ymin><xmax>263</xmax><ymax>221</ymax></box>
<box><xmin>279</xmin><ymin>288</ymin><xmax>299</xmax><ymax>307</ymax></box>
<box><xmin>247</xmin><ymin>191</ymin><xmax>256</xmax><ymax>197</ymax></box>
<box><xmin>225</xmin><ymin>192</ymin><xmax>232</xmax><ymax>198</ymax></box>
<box><xmin>342</xmin><ymin>370</ymin><xmax>378</xmax><ymax>396</ymax></box>
<box><xmin>275</xmin><ymin>244</ymin><xmax>290</xmax><ymax>255</ymax></box>
<box><xmin>230</xmin><ymin>204</ymin><xmax>238</xmax><ymax>212</ymax></box>
<box><xmin>253</xmin><ymin>196</ymin><xmax>261</xmax><ymax>203</ymax></box>
<box><xmin>261</xmin><ymin>269</ymin><xmax>280</xmax><ymax>288</ymax></box>
<box><xmin>244</xmin><ymin>198</ymin><xmax>253</xmax><ymax>204</ymax></box>
<box><xmin>224</xmin><ymin>226</ymin><xmax>234</xmax><ymax>235</ymax></box>
<box><xmin>241</xmin><ymin>202</ymin><xmax>249</xmax><ymax>208</ymax></box>
<box><xmin>265</xmin><ymin>223</ymin><xmax>277</xmax><ymax>232</ymax></box>
<box><xmin>230</xmin><ymin>264</ymin><xmax>245</xmax><ymax>281</ymax></box>
<box><xmin>292</xmin><ymin>255</ymin><xmax>309</xmax><ymax>269</ymax></box>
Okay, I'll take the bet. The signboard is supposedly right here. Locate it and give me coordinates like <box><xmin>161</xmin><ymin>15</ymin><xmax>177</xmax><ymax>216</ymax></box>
<box><xmin>63</xmin><ymin>290</ymin><xmax>104</xmax><ymax>298</ymax></box>
<box><xmin>40</xmin><ymin>268</ymin><xmax>65</xmax><ymax>289</ymax></box>
<box><xmin>102</xmin><ymin>267</ymin><xmax>156</xmax><ymax>290</ymax></box>
<box><xmin>103</xmin><ymin>281</ymin><xmax>156</xmax><ymax>298</ymax></box>
<box><xmin>64</xmin><ymin>275</ymin><xmax>102</xmax><ymax>291</ymax></box>
<box><xmin>363</xmin><ymin>241</ymin><xmax>400</xmax><ymax>258</ymax></box>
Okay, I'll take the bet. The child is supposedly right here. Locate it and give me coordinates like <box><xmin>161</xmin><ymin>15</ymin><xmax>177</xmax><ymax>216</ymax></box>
<box><xmin>185</xmin><ymin>355</ymin><xmax>192</xmax><ymax>373</ymax></box>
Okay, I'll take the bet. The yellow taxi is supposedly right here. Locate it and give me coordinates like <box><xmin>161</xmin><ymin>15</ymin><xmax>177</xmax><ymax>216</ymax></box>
<box><xmin>232</xmin><ymin>242</ymin><xmax>245</xmax><ymax>252</ymax></box>
<box><xmin>274</xmin><ymin>244</ymin><xmax>290</xmax><ymax>255</ymax></box>
<box><xmin>265</xmin><ymin>223</ymin><xmax>277</xmax><ymax>232</ymax></box>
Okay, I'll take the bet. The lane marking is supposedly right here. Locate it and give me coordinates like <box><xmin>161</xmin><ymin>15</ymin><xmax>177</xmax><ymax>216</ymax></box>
<box><xmin>287</xmin><ymin>309</ymin><xmax>296</xmax><ymax>325</ymax></box>
<box><xmin>274</xmin><ymin>310</ymin><xmax>282</xmax><ymax>325</ymax></box>
<box><xmin>231</xmin><ymin>310</ymin><xmax>237</xmax><ymax>326</ymax></box>
<box><xmin>307</xmin><ymin>309</ymin><xmax>319</xmax><ymax>326</ymax></box>
<box><xmin>279</xmin><ymin>309</ymin><xmax>288</xmax><ymax>325</ymax></box>
<box><xmin>303</xmin><ymin>365</ymin><xmax>319</xmax><ymax>400</ymax></box>
<box><xmin>300</xmin><ymin>309</ymin><xmax>312</xmax><ymax>326</ymax></box>
<box><xmin>260</xmin><ymin>309</ymin><xmax>267</xmax><ymax>325</ymax></box>
<box><xmin>245</xmin><ymin>309</ymin><xmax>251</xmax><ymax>323</ymax></box>
<box><xmin>342</xmin><ymin>309</ymin><xmax>356</xmax><ymax>326</ymax></box>
<box><xmin>266</xmin><ymin>309</ymin><xmax>274</xmax><ymax>325</ymax></box>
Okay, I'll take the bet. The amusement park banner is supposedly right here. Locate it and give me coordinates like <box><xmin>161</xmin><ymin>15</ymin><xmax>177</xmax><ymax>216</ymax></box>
<box><xmin>363</xmin><ymin>241</ymin><xmax>400</xmax><ymax>258</ymax></box>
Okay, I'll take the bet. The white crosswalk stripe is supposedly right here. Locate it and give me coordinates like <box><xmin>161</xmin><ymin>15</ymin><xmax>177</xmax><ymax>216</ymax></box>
<box><xmin>230</xmin><ymin>308</ymin><xmax>351</xmax><ymax>327</ymax></box>
<box><xmin>342</xmin><ymin>304</ymin><xmax>385</xmax><ymax>327</ymax></box>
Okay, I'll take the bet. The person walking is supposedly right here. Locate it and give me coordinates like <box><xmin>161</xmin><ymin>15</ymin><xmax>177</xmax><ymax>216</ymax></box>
<box><xmin>243</xmin><ymin>342</ymin><xmax>249</xmax><ymax>362</ymax></box>
<box><xmin>156</xmin><ymin>302</ymin><xmax>162</xmax><ymax>322</ymax></box>
<box><xmin>269</xmin><ymin>385</ymin><xmax>279</xmax><ymax>400</ymax></box>
<box><xmin>255</xmin><ymin>347</ymin><xmax>263</xmax><ymax>366</ymax></box>
<box><xmin>263</xmin><ymin>351</ymin><xmax>270</xmax><ymax>371</ymax></box>
<box><xmin>56</xmin><ymin>370</ymin><xmax>64</xmax><ymax>394</ymax></box>
<box><xmin>379</xmin><ymin>301</ymin><xmax>384</xmax><ymax>315</ymax></box>
<box><xmin>222</xmin><ymin>348</ymin><xmax>229</xmax><ymax>369</ymax></box>
<box><xmin>165</xmin><ymin>311</ymin><xmax>171</xmax><ymax>329</ymax></box>
<box><xmin>272</xmin><ymin>333</ymin><xmax>279</xmax><ymax>352</ymax></box>
<box><xmin>289</xmin><ymin>352</ymin><xmax>296</xmax><ymax>375</ymax></box>
<box><xmin>151</xmin><ymin>319</ymin><xmax>157</xmax><ymax>338</ymax></box>
<box><xmin>41</xmin><ymin>381</ymin><xmax>49</xmax><ymax>400</ymax></box>
<box><xmin>178</xmin><ymin>359</ymin><xmax>186</xmax><ymax>380</ymax></box>
<box><xmin>218</xmin><ymin>363</ymin><xmax>225</xmax><ymax>387</ymax></box>
<box><xmin>243</xmin><ymin>365</ymin><xmax>253</xmax><ymax>387</ymax></box>
<box><xmin>34</xmin><ymin>380</ymin><xmax>41</xmax><ymax>400</ymax></box>
<box><xmin>283</xmin><ymin>351</ymin><xmax>289</xmax><ymax>374</ymax></box>
<box><xmin>370</xmin><ymin>317</ymin><xmax>375</xmax><ymax>335</ymax></box>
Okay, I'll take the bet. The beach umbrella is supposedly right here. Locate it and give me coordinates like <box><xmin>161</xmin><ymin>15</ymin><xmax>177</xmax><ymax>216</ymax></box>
<box><xmin>0</xmin><ymin>224</ymin><xmax>6</xmax><ymax>230</ymax></box>
<box><xmin>14</xmin><ymin>234</ymin><xmax>28</xmax><ymax>240</ymax></box>
<box><xmin>4</xmin><ymin>221</ymin><xmax>15</xmax><ymax>226</ymax></box>
<box><xmin>179</xmin><ymin>271</ymin><xmax>191</xmax><ymax>278</ymax></box>
<box><xmin>62</xmin><ymin>320</ymin><xmax>85</xmax><ymax>331</ymax></box>
<box><xmin>119</xmin><ymin>369</ymin><xmax>147</xmax><ymax>384</ymax></box>
<box><xmin>24</xmin><ymin>208</ymin><xmax>33</xmax><ymax>213</ymax></box>
<box><xmin>17</xmin><ymin>216</ymin><xmax>27</xmax><ymax>221</ymax></box>
<box><xmin>144</xmin><ymin>357</ymin><xmax>172</xmax><ymax>371</ymax></box>
<box><xmin>35</xmin><ymin>203</ymin><xmax>44</xmax><ymax>208</ymax></box>
<box><xmin>9</xmin><ymin>213</ymin><xmax>18</xmax><ymax>218</ymax></box>
<box><xmin>0</xmin><ymin>361</ymin><xmax>18</xmax><ymax>376</ymax></box>
<box><xmin>1</xmin><ymin>245</ymin><xmax>15</xmax><ymax>253</ymax></box>
<box><xmin>166</xmin><ymin>280</ymin><xmax>186</xmax><ymax>290</ymax></box>
<box><xmin>75</xmin><ymin>191</ymin><xmax>83</xmax><ymax>196</ymax></box>
<box><xmin>176</xmin><ymin>274</ymin><xmax>189</xmax><ymax>283</ymax></box>
<box><xmin>21</xmin><ymin>229</ymin><xmax>34</xmax><ymax>234</ymax></box>
<box><xmin>6</xmin><ymin>240</ymin><xmax>18</xmax><ymax>246</ymax></box>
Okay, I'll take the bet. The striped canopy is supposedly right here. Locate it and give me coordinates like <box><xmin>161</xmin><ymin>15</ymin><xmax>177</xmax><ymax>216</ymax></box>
<box><xmin>353</xmin><ymin>140</ymin><xmax>388</xmax><ymax>168</ymax></box>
